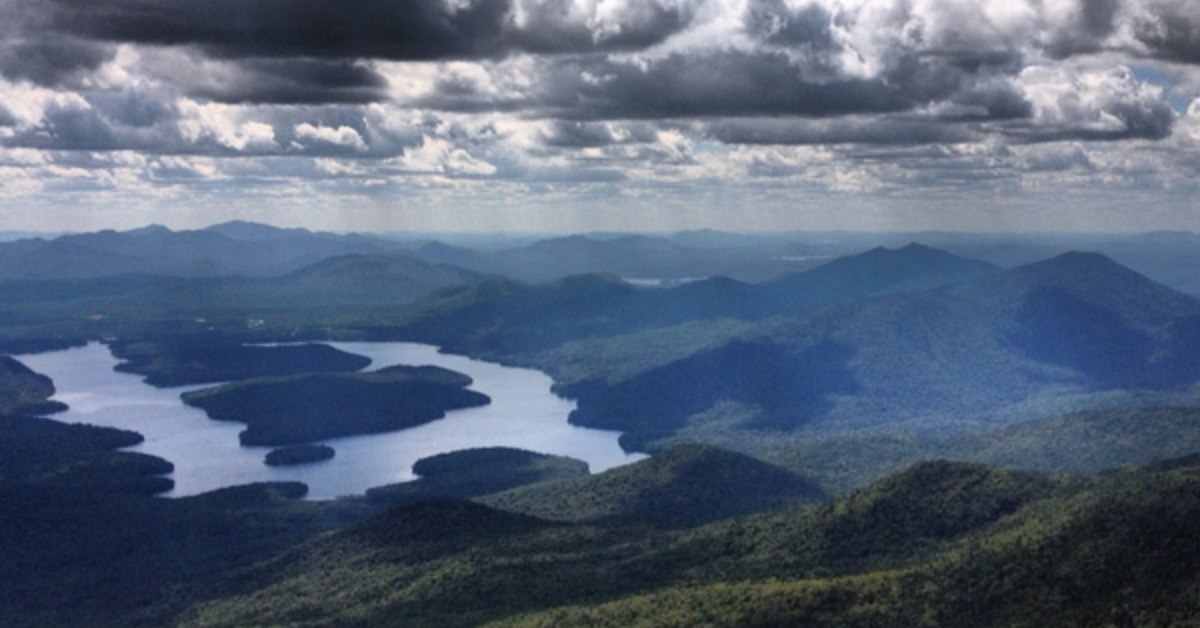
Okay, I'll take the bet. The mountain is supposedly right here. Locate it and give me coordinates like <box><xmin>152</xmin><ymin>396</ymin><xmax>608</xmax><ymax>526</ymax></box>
<box><xmin>412</xmin><ymin>240</ymin><xmax>490</xmax><ymax>268</ymax></box>
<box><xmin>755</xmin><ymin>406</ymin><xmax>1200</xmax><ymax>495</ymax></box>
<box><xmin>760</xmin><ymin>243</ymin><xmax>1001</xmax><ymax>313</ymax></box>
<box><xmin>397</xmin><ymin>274</ymin><xmax>643</xmax><ymax>354</ymax></box>
<box><xmin>0</xmin><ymin>252</ymin><xmax>482</xmax><ymax>334</ymax></box>
<box><xmin>480</xmin><ymin>444</ymin><xmax>827</xmax><ymax>527</ymax></box>
<box><xmin>394</xmin><ymin>244</ymin><xmax>1001</xmax><ymax>356</ymax></box>
<box><xmin>10</xmin><ymin>411</ymin><xmax>1200</xmax><ymax>628</ymax></box>
<box><xmin>524</xmin><ymin>251</ymin><xmax>1200</xmax><ymax>451</ymax></box>
<box><xmin>0</xmin><ymin>223</ymin><xmax>410</xmax><ymax>281</ymax></box>
<box><xmin>948</xmin><ymin>252</ymin><xmax>1200</xmax><ymax>387</ymax></box>
<box><xmin>405</xmin><ymin>232</ymin><xmax>805</xmax><ymax>283</ymax></box>
<box><xmin>202</xmin><ymin>220</ymin><xmax>319</xmax><ymax>242</ymax></box>
<box><xmin>495</xmin><ymin>462</ymin><xmax>1200</xmax><ymax>627</ymax></box>
<box><xmin>277</xmin><ymin>254</ymin><xmax>481</xmax><ymax>305</ymax></box>
<box><xmin>1086</xmin><ymin>231</ymin><xmax>1200</xmax><ymax>295</ymax></box>
<box><xmin>178</xmin><ymin>459</ymin><xmax>1200</xmax><ymax>627</ymax></box>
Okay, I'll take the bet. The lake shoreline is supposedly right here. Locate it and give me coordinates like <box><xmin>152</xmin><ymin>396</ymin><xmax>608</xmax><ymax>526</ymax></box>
<box><xmin>19</xmin><ymin>341</ymin><xmax>644</xmax><ymax>500</ymax></box>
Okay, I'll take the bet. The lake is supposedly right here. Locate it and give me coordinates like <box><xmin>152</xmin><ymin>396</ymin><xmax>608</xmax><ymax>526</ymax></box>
<box><xmin>19</xmin><ymin>341</ymin><xmax>644</xmax><ymax>499</ymax></box>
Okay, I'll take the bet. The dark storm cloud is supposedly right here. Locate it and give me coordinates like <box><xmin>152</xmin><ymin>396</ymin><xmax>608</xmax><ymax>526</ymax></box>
<box><xmin>541</xmin><ymin>121</ymin><xmax>658</xmax><ymax>147</ymax></box>
<box><xmin>947</xmin><ymin>81</ymin><xmax>1034</xmax><ymax>122</ymax></box>
<box><xmin>0</xmin><ymin>38</ymin><xmax>116</xmax><ymax>87</ymax></box>
<box><xmin>87</xmin><ymin>89</ymin><xmax>176</xmax><ymax>128</ymax></box>
<box><xmin>419</xmin><ymin>49</ymin><xmax>966</xmax><ymax>120</ymax></box>
<box><xmin>704</xmin><ymin>117</ymin><xmax>980</xmax><ymax>146</ymax></box>
<box><xmin>0</xmin><ymin>104</ymin><xmax>16</xmax><ymax>127</ymax></box>
<box><xmin>745</xmin><ymin>0</ymin><xmax>837</xmax><ymax>50</ymax></box>
<box><xmin>181</xmin><ymin>59</ymin><xmax>388</xmax><ymax>105</ymax></box>
<box><xmin>1133</xmin><ymin>3</ymin><xmax>1200</xmax><ymax>64</ymax></box>
<box><xmin>33</xmin><ymin>0</ymin><xmax>696</xmax><ymax>61</ymax></box>
<box><xmin>15</xmin><ymin>100</ymin><xmax>121</xmax><ymax>151</ymax></box>
<box><xmin>1042</xmin><ymin>0</ymin><xmax>1121</xmax><ymax>57</ymax></box>
<box><xmin>511</xmin><ymin>0</ymin><xmax>698</xmax><ymax>53</ymax></box>
<box><xmin>1000</xmin><ymin>97</ymin><xmax>1176</xmax><ymax>143</ymax></box>
<box><xmin>39</xmin><ymin>0</ymin><xmax>510</xmax><ymax>60</ymax></box>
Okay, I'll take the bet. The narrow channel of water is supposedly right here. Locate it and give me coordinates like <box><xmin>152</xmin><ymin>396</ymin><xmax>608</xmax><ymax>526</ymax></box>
<box><xmin>19</xmin><ymin>342</ymin><xmax>644</xmax><ymax>499</ymax></box>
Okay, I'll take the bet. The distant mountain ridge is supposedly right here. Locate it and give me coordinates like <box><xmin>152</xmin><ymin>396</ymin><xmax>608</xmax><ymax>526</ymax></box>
<box><xmin>0</xmin><ymin>222</ymin><xmax>409</xmax><ymax>281</ymax></box>
<box><xmin>398</xmin><ymin>247</ymin><xmax>1200</xmax><ymax>451</ymax></box>
<box><xmin>396</xmin><ymin>243</ymin><xmax>1007</xmax><ymax>354</ymax></box>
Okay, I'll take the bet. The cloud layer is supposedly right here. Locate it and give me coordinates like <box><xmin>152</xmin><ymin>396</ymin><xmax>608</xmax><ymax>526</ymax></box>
<box><xmin>0</xmin><ymin>0</ymin><xmax>1197</xmax><ymax>231</ymax></box>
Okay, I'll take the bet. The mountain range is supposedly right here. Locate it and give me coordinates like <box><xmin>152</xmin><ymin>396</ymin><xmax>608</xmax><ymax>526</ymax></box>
<box><xmin>385</xmin><ymin>244</ymin><xmax>1200</xmax><ymax>455</ymax></box>
<box><xmin>4</xmin><ymin>223</ymin><xmax>1200</xmax><ymax>626</ymax></box>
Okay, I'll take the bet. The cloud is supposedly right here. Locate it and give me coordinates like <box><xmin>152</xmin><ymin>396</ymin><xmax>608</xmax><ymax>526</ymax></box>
<box><xmin>416</xmin><ymin>48</ymin><xmax>967</xmax><ymax>119</ymax></box>
<box><xmin>0</xmin><ymin>0</ymin><xmax>1198</xmax><ymax>233</ymax></box>
<box><xmin>1129</xmin><ymin>0</ymin><xmax>1200</xmax><ymax>63</ymax></box>
<box><xmin>396</xmin><ymin>136</ymin><xmax>497</xmax><ymax>175</ymax></box>
<box><xmin>174</xmin><ymin>58</ymin><xmax>389</xmax><ymax>105</ymax></box>
<box><xmin>0</xmin><ymin>38</ymin><xmax>116</xmax><ymax>87</ymax></box>
<box><xmin>702</xmin><ymin>117</ymin><xmax>980</xmax><ymax>146</ymax></box>
<box><xmin>1007</xmin><ymin>63</ymin><xmax>1176</xmax><ymax>141</ymax></box>
<box><xmin>33</xmin><ymin>0</ymin><xmax>698</xmax><ymax>62</ymax></box>
<box><xmin>293</xmin><ymin>123</ymin><xmax>368</xmax><ymax>152</ymax></box>
<box><xmin>540</xmin><ymin>120</ymin><xmax>659</xmax><ymax>147</ymax></box>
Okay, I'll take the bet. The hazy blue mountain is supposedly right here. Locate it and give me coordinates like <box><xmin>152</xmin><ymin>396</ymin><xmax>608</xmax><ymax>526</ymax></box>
<box><xmin>1087</xmin><ymin>231</ymin><xmax>1200</xmax><ymax>295</ymax></box>
<box><xmin>760</xmin><ymin>243</ymin><xmax>1001</xmax><ymax>313</ymax></box>
<box><xmin>0</xmin><ymin>251</ymin><xmax>481</xmax><ymax>327</ymax></box>
<box><xmin>406</xmin><ymin>232</ymin><xmax>808</xmax><ymax>283</ymax></box>
<box><xmin>535</xmin><ymin>251</ymin><xmax>1200</xmax><ymax>449</ymax></box>
<box><xmin>397</xmin><ymin>244</ymin><xmax>1002</xmax><ymax>356</ymax></box>
<box><xmin>0</xmin><ymin>223</ymin><xmax>410</xmax><ymax>280</ymax></box>
<box><xmin>203</xmin><ymin>220</ymin><xmax>316</xmax><ymax>242</ymax></box>
<box><xmin>277</xmin><ymin>254</ymin><xmax>482</xmax><ymax>305</ymax></box>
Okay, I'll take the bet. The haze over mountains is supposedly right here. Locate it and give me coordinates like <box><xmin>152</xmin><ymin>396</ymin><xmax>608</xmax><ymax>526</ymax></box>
<box><xmin>2</xmin><ymin>221</ymin><xmax>1199</xmax><ymax>294</ymax></box>
<box><xmin>2</xmin><ymin>222</ymin><xmax>1197</xmax><ymax>446</ymax></box>
<box><xmin>4</xmin><ymin>221</ymin><xmax>1200</xmax><ymax>626</ymax></box>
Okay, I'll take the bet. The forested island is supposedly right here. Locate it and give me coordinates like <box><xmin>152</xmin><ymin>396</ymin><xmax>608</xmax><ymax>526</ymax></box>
<box><xmin>365</xmin><ymin>447</ymin><xmax>589</xmax><ymax>506</ymax></box>
<box><xmin>264</xmin><ymin>445</ymin><xmax>336</xmax><ymax>466</ymax></box>
<box><xmin>182</xmin><ymin>365</ymin><xmax>490</xmax><ymax>445</ymax></box>
<box><xmin>110</xmin><ymin>338</ymin><xmax>372</xmax><ymax>387</ymax></box>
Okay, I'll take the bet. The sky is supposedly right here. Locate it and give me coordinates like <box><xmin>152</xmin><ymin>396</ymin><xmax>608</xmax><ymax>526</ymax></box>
<box><xmin>0</xmin><ymin>0</ymin><xmax>1198</xmax><ymax>233</ymax></box>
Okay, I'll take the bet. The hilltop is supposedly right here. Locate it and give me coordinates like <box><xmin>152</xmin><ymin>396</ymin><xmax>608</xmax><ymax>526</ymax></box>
<box><xmin>481</xmin><ymin>444</ymin><xmax>827</xmax><ymax>527</ymax></box>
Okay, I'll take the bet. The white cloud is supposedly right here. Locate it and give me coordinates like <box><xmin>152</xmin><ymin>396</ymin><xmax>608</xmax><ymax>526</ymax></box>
<box><xmin>293</xmin><ymin>123</ymin><xmax>368</xmax><ymax>151</ymax></box>
<box><xmin>177</xmin><ymin>100</ymin><xmax>277</xmax><ymax>151</ymax></box>
<box><xmin>397</xmin><ymin>136</ymin><xmax>497</xmax><ymax>176</ymax></box>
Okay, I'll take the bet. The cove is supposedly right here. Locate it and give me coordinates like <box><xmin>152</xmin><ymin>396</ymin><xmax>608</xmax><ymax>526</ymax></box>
<box><xmin>19</xmin><ymin>341</ymin><xmax>645</xmax><ymax>499</ymax></box>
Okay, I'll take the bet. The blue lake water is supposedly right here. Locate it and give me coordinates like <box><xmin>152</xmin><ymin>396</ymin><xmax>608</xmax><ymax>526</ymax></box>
<box><xmin>19</xmin><ymin>341</ymin><xmax>644</xmax><ymax>499</ymax></box>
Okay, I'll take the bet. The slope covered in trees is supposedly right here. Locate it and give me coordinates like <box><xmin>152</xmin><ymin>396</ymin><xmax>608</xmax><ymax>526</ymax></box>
<box><xmin>480</xmin><ymin>444</ymin><xmax>827</xmax><ymax>527</ymax></box>
<box><xmin>0</xmin><ymin>356</ymin><xmax>65</xmax><ymax>414</ymax></box>
<box><xmin>181</xmin><ymin>458</ymin><xmax>1200</xmax><ymax>627</ymax></box>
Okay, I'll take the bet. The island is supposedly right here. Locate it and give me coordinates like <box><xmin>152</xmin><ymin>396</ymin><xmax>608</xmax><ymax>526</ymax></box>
<box><xmin>110</xmin><ymin>337</ymin><xmax>372</xmax><ymax>387</ymax></box>
<box><xmin>365</xmin><ymin>447</ymin><xmax>590</xmax><ymax>506</ymax></box>
<box><xmin>264</xmin><ymin>445</ymin><xmax>336</xmax><ymax>466</ymax></box>
<box><xmin>181</xmin><ymin>365</ymin><xmax>490</xmax><ymax>446</ymax></box>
